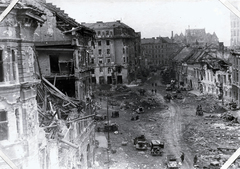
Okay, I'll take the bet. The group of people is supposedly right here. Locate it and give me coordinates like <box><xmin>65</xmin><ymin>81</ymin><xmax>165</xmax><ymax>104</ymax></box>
<box><xmin>180</xmin><ymin>152</ymin><xmax>198</xmax><ymax>166</ymax></box>
<box><xmin>151</xmin><ymin>83</ymin><xmax>157</xmax><ymax>95</ymax></box>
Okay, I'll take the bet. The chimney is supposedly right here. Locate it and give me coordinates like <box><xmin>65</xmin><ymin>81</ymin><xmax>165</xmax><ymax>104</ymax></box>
<box><xmin>96</xmin><ymin>21</ymin><xmax>103</xmax><ymax>23</ymax></box>
<box><xmin>116</xmin><ymin>20</ymin><xmax>120</xmax><ymax>23</ymax></box>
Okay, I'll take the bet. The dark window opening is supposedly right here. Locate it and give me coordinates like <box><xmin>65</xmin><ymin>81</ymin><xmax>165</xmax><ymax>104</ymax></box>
<box><xmin>98</xmin><ymin>41</ymin><xmax>101</xmax><ymax>46</ymax></box>
<box><xmin>99</xmin><ymin>76</ymin><xmax>104</xmax><ymax>84</ymax></box>
<box><xmin>107</xmin><ymin>49</ymin><xmax>110</xmax><ymax>54</ymax></box>
<box><xmin>15</xmin><ymin>109</ymin><xmax>20</xmax><ymax>135</ymax></box>
<box><xmin>49</xmin><ymin>55</ymin><xmax>60</xmax><ymax>73</ymax></box>
<box><xmin>0</xmin><ymin>51</ymin><xmax>3</xmax><ymax>82</ymax></box>
<box><xmin>117</xmin><ymin>66</ymin><xmax>122</xmax><ymax>73</ymax></box>
<box><xmin>91</xmin><ymin>58</ymin><xmax>94</xmax><ymax>64</ymax></box>
<box><xmin>106</xmin><ymin>40</ymin><xmax>110</xmax><ymax>45</ymax></box>
<box><xmin>98</xmin><ymin>49</ymin><xmax>102</xmax><ymax>55</ymax></box>
<box><xmin>12</xmin><ymin>50</ymin><xmax>16</xmax><ymax>80</ymax></box>
<box><xmin>107</xmin><ymin>76</ymin><xmax>112</xmax><ymax>84</ymax></box>
<box><xmin>49</xmin><ymin>79</ymin><xmax>75</xmax><ymax>97</ymax></box>
<box><xmin>92</xmin><ymin>77</ymin><xmax>96</xmax><ymax>84</ymax></box>
<box><xmin>0</xmin><ymin>111</ymin><xmax>8</xmax><ymax>140</ymax></box>
<box><xmin>117</xmin><ymin>76</ymin><xmax>122</xmax><ymax>84</ymax></box>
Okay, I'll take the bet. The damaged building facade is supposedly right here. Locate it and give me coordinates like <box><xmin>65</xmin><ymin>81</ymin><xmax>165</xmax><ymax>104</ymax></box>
<box><xmin>0</xmin><ymin>1</ymin><xmax>46</xmax><ymax>169</ymax></box>
<box><xmin>0</xmin><ymin>0</ymin><xmax>96</xmax><ymax>169</ymax></box>
<box><xmin>82</xmin><ymin>21</ymin><xmax>141</xmax><ymax>84</ymax></box>
<box><xmin>173</xmin><ymin>45</ymin><xmax>232</xmax><ymax>104</ymax></box>
<box><xmin>32</xmin><ymin>1</ymin><xmax>96</xmax><ymax>169</ymax></box>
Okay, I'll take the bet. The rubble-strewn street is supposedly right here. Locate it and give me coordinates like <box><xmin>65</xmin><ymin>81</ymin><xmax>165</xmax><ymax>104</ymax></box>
<box><xmin>93</xmin><ymin>76</ymin><xmax>240</xmax><ymax>169</ymax></box>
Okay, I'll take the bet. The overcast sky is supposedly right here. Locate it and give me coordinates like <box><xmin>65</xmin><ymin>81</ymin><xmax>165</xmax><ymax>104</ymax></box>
<box><xmin>46</xmin><ymin>0</ymin><xmax>232</xmax><ymax>46</ymax></box>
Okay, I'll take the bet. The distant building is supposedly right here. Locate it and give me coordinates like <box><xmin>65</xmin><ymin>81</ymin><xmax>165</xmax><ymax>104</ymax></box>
<box><xmin>141</xmin><ymin>36</ymin><xmax>180</xmax><ymax>69</ymax></box>
<box><xmin>82</xmin><ymin>21</ymin><xmax>141</xmax><ymax>84</ymax></box>
<box><xmin>174</xmin><ymin>28</ymin><xmax>219</xmax><ymax>47</ymax></box>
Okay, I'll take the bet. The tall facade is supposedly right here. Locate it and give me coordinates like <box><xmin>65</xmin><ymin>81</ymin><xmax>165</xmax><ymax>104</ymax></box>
<box><xmin>0</xmin><ymin>1</ymin><xmax>45</xmax><ymax>169</ymax></box>
<box><xmin>83</xmin><ymin>21</ymin><xmax>141</xmax><ymax>84</ymax></box>
<box><xmin>230</xmin><ymin>0</ymin><xmax>240</xmax><ymax>47</ymax></box>
<box><xmin>32</xmin><ymin>1</ymin><xmax>96</xmax><ymax>169</ymax></box>
<box><xmin>141</xmin><ymin>37</ymin><xmax>180</xmax><ymax>69</ymax></box>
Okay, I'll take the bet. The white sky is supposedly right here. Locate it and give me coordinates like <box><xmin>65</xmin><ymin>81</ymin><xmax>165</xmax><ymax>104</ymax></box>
<box><xmin>46</xmin><ymin>0</ymin><xmax>233</xmax><ymax>46</ymax></box>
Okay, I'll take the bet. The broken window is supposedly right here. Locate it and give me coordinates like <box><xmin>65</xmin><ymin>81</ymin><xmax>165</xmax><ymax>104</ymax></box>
<box><xmin>15</xmin><ymin>109</ymin><xmax>20</xmax><ymax>136</ymax></box>
<box><xmin>117</xmin><ymin>66</ymin><xmax>122</xmax><ymax>73</ymax></box>
<box><xmin>12</xmin><ymin>50</ymin><xmax>16</xmax><ymax>81</ymax></box>
<box><xmin>0</xmin><ymin>51</ymin><xmax>3</xmax><ymax>82</ymax></box>
<box><xmin>0</xmin><ymin>111</ymin><xmax>8</xmax><ymax>140</ymax></box>
<box><xmin>99</xmin><ymin>59</ymin><xmax>103</xmax><ymax>64</ymax></box>
<box><xmin>107</xmin><ymin>49</ymin><xmax>110</xmax><ymax>54</ymax></box>
<box><xmin>98</xmin><ymin>41</ymin><xmax>101</xmax><ymax>46</ymax></box>
<box><xmin>49</xmin><ymin>55</ymin><xmax>60</xmax><ymax>73</ymax></box>
<box><xmin>108</xmin><ymin>67</ymin><xmax>111</xmax><ymax>74</ymax></box>
<box><xmin>106</xmin><ymin>40</ymin><xmax>110</xmax><ymax>46</ymax></box>
<box><xmin>99</xmin><ymin>76</ymin><xmax>104</xmax><ymax>84</ymax></box>
<box><xmin>92</xmin><ymin>77</ymin><xmax>96</xmax><ymax>84</ymax></box>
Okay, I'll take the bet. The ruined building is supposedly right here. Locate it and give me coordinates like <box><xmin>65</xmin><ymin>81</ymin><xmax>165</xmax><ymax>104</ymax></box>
<box><xmin>82</xmin><ymin>21</ymin><xmax>141</xmax><ymax>84</ymax></box>
<box><xmin>0</xmin><ymin>1</ymin><xmax>46</xmax><ymax>169</ymax></box>
<box><xmin>173</xmin><ymin>46</ymin><xmax>232</xmax><ymax>104</ymax></box>
<box><xmin>0</xmin><ymin>0</ymin><xmax>97</xmax><ymax>169</ymax></box>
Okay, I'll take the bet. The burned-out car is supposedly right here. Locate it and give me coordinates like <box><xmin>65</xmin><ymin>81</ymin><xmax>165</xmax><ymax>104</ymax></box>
<box><xmin>165</xmin><ymin>155</ymin><xmax>180</xmax><ymax>169</ymax></box>
<box><xmin>150</xmin><ymin>140</ymin><xmax>164</xmax><ymax>156</ymax></box>
<box><xmin>133</xmin><ymin>135</ymin><xmax>148</xmax><ymax>150</ymax></box>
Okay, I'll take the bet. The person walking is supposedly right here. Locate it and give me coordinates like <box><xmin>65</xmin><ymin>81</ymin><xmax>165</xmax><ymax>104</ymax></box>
<box><xmin>194</xmin><ymin>155</ymin><xmax>198</xmax><ymax>165</ymax></box>
<box><xmin>180</xmin><ymin>152</ymin><xmax>185</xmax><ymax>163</ymax></box>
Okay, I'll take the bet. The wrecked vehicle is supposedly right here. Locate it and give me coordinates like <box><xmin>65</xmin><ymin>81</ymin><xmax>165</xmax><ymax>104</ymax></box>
<box><xmin>164</xmin><ymin>93</ymin><xmax>172</xmax><ymax>102</ymax></box>
<box><xmin>165</xmin><ymin>155</ymin><xmax>180</xmax><ymax>169</ymax></box>
<box><xmin>133</xmin><ymin>135</ymin><xmax>148</xmax><ymax>150</ymax></box>
<box><xmin>136</xmin><ymin>107</ymin><xmax>144</xmax><ymax>114</ymax></box>
<box><xmin>196</xmin><ymin>105</ymin><xmax>203</xmax><ymax>116</ymax></box>
<box><xmin>150</xmin><ymin>140</ymin><xmax>164</xmax><ymax>156</ymax></box>
<box><xmin>111</xmin><ymin>111</ymin><xmax>119</xmax><ymax>118</ymax></box>
<box><xmin>94</xmin><ymin>114</ymin><xmax>106</xmax><ymax>121</ymax></box>
<box><xmin>208</xmin><ymin>161</ymin><xmax>220</xmax><ymax>169</ymax></box>
<box><xmin>166</xmin><ymin>84</ymin><xmax>173</xmax><ymax>91</ymax></box>
<box><xmin>96</xmin><ymin>122</ymin><xmax>118</xmax><ymax>132</ymax></box>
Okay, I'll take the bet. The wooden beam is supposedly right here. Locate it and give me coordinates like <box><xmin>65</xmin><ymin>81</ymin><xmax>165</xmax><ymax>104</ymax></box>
<box><xmin>0</xmin><ymin>0</ymin><xmax>19</xmax><ymax>23</ymax></box>
<box><xmin>66</xmin><ymin>114</ymin><xmax>95</xmax><ymax>124</ymax></box>
<box><xmin>59</xmin><ymin>139</ymin><xmax>79</xmax><ymax>149</ymax></box>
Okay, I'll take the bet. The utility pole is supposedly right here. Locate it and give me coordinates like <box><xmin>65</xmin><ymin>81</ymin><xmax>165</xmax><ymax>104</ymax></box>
<box><xmin>107</xmin><ymin>96</ymin><xmax>111</xmax><ymax>169</ymax></box>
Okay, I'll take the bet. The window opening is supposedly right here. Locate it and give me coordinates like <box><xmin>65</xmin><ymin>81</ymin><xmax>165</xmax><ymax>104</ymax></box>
<box><xmin>49</xmin><ymin>55</ymin><xmax>60</xmax><ymax>73</ymax></box>
<box><xmin>0</xmin><ymin>111</ymin><xmax>8</xmax><ymax>140</ymax></box>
